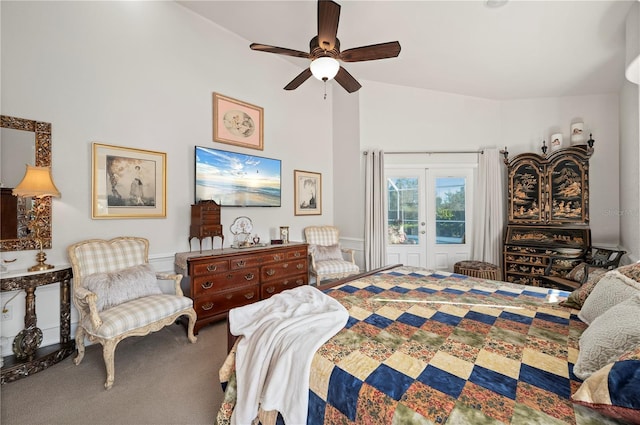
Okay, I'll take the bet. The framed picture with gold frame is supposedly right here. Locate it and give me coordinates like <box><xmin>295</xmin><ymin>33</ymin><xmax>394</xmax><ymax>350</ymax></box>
<box><xmin>213</xmin><ymin>93</ymin><xmax>264</xmax><ymax>150</ymax></box>
<box><xmin>294</xmin><ymin>170</ymin><xmax>322</xmax><ymax>216</ymax></box>
<box><xmin>92</xmin><ymin>143</ymin><xmax>166</xmax><ymax>219</ymax></box>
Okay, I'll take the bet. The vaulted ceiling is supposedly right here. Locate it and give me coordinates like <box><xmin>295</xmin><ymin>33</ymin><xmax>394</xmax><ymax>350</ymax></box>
<box><xmin>179</xmin><ymin>0</ymin><xmax>635</xmax><ymax>100</ymax></box>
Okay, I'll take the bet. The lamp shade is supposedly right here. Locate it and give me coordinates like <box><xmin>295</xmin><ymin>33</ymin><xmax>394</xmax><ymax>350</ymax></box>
<box><xmin>310</xmin><ymin>57</ymin><xmax>340</xmax><ymax>81</ymax></box>
<box><xmin>12</xmin><ymin>165</ymin><xmax>61</xmax><ymax>198</ymax></box>
<box><xmin>626</xmin><ymin>2</ymin><xmax>639</xmax><ymax>85</ymax></box>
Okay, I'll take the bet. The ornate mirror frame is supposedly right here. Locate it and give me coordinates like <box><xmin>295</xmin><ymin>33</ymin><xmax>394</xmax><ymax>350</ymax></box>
<box><xmin>1</xmin><ymin>115</ymin><xmax>53</xmax><ymax>252</ymax></box>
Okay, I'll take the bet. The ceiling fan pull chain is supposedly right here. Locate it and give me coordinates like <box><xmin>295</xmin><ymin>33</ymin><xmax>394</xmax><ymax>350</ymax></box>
<box><xmin>324</xmin><ymin>79</ymin><xmax>327</xmax><ymax>100</ymax></box>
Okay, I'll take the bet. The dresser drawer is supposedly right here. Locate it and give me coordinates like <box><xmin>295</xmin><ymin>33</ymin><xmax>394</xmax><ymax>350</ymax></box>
<box><xmin>261</xmin><ymin>258</ymin><xmax>308</xmax><ymax>282</ymax></box>
<box><xmin>229</xmin><ymin>255</ymin><xmax>263</xmax><ymax>270</ymax></box>
<box><xmin>194</xmin><ymin>286</ymin><xmax>259</xmax><ymax>319</ymax></box>
<box><xmin>192</xmin><ymin>267</ymin><xmax>259</xmax><ymax>296</ymax></box>
<box><xmin>286</xmin><ymin>247</ymin><xmax>307</xmax><ymax>260</ymax></box>
<box><xmin>261</xmin><ymin>274</ymin><xmax>308</xmax><ymax>298</ymax></box>
<box><xmin>191</xmin><ymin>259</ymin><xmax>229</xmax><ymax>276</ymax></box>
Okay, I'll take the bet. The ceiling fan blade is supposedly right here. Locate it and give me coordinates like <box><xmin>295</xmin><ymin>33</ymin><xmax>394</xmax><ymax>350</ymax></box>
<box><xmin>284</xmin><ymin>68</ymin><xmax>313</xmax><ymax>90</ymax></box>
<box><xmin>250</xmin><ymin>43</ymin><xmax>310</xmax><ymax>59</ymax></box>
<box><xmin>339</xmin><ymin>41</ymin><xmax>401</xmax><ymax>62</ymax></box>
<box><xmin>317</xmin><ymin>0</ymin><xmax>340</xmax><ymax>51</ymax></box>
<box><xmin>334</xmin><ymin>66</ymin><xmax>362</xmax><ymax>93</ymax></box>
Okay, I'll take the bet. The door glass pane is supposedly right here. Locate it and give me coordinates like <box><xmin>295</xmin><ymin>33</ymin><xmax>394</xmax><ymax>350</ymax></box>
<box><xmin>387</xmin><ymin>177</ymin><xmax>419</xmax><ymax>245</ymax></box>
<box><xmin>435</xmin><ymin>177</ymin><xmax>465</xmax><ymax>244</ymax></box>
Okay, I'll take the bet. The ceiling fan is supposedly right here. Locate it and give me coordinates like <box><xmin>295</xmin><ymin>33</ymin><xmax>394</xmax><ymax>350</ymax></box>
<box><xmin>249</xmin><ymin>0</ymin><xmax>401</xmax><ymax>94</ymax></box>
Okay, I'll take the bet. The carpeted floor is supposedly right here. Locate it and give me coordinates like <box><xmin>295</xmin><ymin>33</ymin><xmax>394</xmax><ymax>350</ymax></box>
<box><xmin>1</xmin><ymin>320</ymin><xmax>228</xmax><ymax>425</ymax></box>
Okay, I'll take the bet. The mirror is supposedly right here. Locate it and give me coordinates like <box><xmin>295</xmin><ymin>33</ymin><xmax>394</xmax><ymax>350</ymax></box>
<box><xmin>0</xmin><ymin>115</ymin><xmax>53</xmax><ymax>252</ymax></box>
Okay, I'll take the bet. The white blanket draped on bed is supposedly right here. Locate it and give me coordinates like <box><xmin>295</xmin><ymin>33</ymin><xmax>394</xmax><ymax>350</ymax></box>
<box><xmin>229</xmin><ymin>285</ymin><xmax>349</xmax><ymax>425</ymax></box>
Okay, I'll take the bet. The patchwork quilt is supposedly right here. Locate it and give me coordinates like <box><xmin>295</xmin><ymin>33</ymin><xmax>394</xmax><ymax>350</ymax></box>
<box><xmin>217</xmin><ymin>267</ymin><xmax>625</xmax><ymax>424</ymax></box>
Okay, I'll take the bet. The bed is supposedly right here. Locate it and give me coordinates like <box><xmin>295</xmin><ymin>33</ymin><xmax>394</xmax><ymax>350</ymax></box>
<box><xmin>216</xmin><ymin>265</ymin><xmax>640</xmax><ymax>425</ymax></box>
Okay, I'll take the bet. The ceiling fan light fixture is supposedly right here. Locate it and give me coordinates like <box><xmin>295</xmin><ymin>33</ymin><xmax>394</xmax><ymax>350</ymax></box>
<box><xmin>310</xmin><ymin>57</ymin><xmax>340</xmax><ymax>81</ymax></box>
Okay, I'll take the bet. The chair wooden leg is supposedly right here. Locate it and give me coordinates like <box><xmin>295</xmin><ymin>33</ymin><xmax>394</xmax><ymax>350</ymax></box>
<box><xmin>185</xmin><ymin>309</ymin><xmax>197</xmax><ymax>344</ymax></box>
<box><xmin>73</xmin><ymin>327</ymin><xmax>86</xmax><ymax>365</ymax></box>
<box><xmin>102</xmin><ymin>339</ymin><xmax>117</xmax><ymax>390</ymax></box>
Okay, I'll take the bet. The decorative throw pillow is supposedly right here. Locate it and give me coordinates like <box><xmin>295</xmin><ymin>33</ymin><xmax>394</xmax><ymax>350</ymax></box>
<box><xmin>83</xmin><ymin>263</ymin><xmax>161</xmax><ymax>311</ymax></box>
<box><xmin>566</xmin><ymin>262</ymin><xmax>588</xmax><ymax>282</ymax></box>
<box><xmin>578</xmin><ymin>270</ymin><xmax>640</xmax><ymax>324</ymax></box>
<box><xmin>559</xmin><ymin>268</ymin><xmax>608</xmax><ymax>309</ymax></box>
<box><xmin>573</xmin><ymin>294</ymin><xmax>640</xmax><ymax>380</ymax></box>
<box><xmin>311</xmin><ymin>244</ymin><xmax>343</xmax><ymax>262</ymax></box>
<box><xmin>572</xmin><ymin>345</ymin><xmax>640</xmax><ymax>424</ymax></box>
<box><xmin>615</xmin><ymin>262</ymin><xmax>640</xmax><ymax>283</ymax></box>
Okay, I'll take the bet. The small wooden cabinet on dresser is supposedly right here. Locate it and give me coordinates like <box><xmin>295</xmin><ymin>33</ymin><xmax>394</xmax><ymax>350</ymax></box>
<box><xmin>175</xmin><ymin>243</ymin><xmax>308</xmax><ymax>334</ymax></box>
<box><xmin>189</xmin><ymin>200</ymin><xmax>224</xmax><ymax>251</ymax></box>
<box><xmin>502</xmin><ymin>144</ymin><xmax>593</xmax><ymax>287</ymax></box>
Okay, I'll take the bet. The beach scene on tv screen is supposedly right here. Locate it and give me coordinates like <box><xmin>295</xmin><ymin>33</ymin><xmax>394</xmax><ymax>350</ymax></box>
<box><xmin>195</xmin><ymin>147</ymin><xmax>281</xmax><ymax>207</ymax></box>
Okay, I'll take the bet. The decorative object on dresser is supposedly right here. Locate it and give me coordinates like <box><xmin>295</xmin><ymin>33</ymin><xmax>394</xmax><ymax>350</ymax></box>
<box><xmin>174</xmin><ymin>243</ymin><xmax>308</xmax><ymax>334</ymax></box>
<box><xmin>279</xmin><ymin>226</ymin><xmax>289</xmax><ymax>244</ymax></box>
<box><xmin>1</xmin><ymin>267</ymin><xmax>75</xmax><ymax>384</ymax></box>
<box><xmin>67</xmin><ymin>237</ymin><xmax>197</xmax><ymax>390</ymax></box>
<box><xmin>92</xmin><ymin>143</ymin><xmax>166</xmax><ymax>219</ymax></box>
<box><xmin>212</xmin><ymin>93</ymin><xmax>264</xmax><ymax>150</ymax></box>
<box><xmin>189</xmin><ymin>200</ymin><xmax>223</xmax><ymax>252</ymax></box>
<box><xmin>230</xmin><ymin>216</ymin><xmax>263</xmax><ymax>248</ymax></box>
<box><xmin>502</xmin><ymin>143</ymin><xmax>594</xmax><ymax>287</ymax></box>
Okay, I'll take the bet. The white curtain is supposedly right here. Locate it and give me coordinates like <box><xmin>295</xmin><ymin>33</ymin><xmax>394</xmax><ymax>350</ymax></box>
<box><xmin>471</xmin><ymin>148</ymin><xmax>505</xmax><ymax>266</ymax></box>
<box><xmin>364</xmin><ymin>149</ymin><xmax>387</xmax><ymax>270</ymax></box>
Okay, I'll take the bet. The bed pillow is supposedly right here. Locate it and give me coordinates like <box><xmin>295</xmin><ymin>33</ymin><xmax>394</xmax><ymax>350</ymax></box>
<box><xmin>577</xmin><ymin>270</ymin><xmax>640</xmax><ymax>324</ymax></box>
<box><xmin>83</xmin><ymin>263</ymin><xmax>161</xmax><ymax>311</ymax></box>
<box><xmin>559</xmin><ymin>268</ymin><xmax>608</xmax><ymax>309</ymax></box>
<box><xmin>310</xmin><ymin>244</ymin><xmax>343</xmax><ymax>262</ymax></box>
<box><xmin>566</xmin><ymin>262</ymin><xmax>588</xmax><ymax>282</ymax></box>
<box><xmin>573</xmin><ymin>294</ymin><xmax>640</xmax><ymax>380</ymax></box>
<box><xmin>572</xmin><ymin>346</ymin><xmax>640</xmax><ymax>424</ymax></box>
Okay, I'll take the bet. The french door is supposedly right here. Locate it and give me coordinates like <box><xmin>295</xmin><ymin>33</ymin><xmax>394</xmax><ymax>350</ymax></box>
<box><xmin>386</xmin><ymin>167</ymin><xmax>474</xmax><ymax>271</ymax></box>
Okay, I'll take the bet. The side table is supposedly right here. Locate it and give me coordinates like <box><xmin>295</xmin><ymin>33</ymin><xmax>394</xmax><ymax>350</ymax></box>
<box><xmin>1</xmin><ymin>266</ymin><xmax>75</xmax><ymax>384</ymax></box>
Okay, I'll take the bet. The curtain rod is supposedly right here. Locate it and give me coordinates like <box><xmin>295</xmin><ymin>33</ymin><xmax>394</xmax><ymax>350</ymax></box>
<box><xmin>364</xmin><ymin>150</ymin><xmax>484</xmax><ymax>155</ymax></box>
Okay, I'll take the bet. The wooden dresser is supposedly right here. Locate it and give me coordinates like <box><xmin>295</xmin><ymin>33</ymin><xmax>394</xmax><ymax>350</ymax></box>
<box><xmin>189</xmin><ymin>200</ymin><xmax>223</xmax><ymax>251</ymax></box>
<box><xmin>502</xmin><ymin>144</ymin><xmax>593</xmax><ymax>287</ymax></box>
<box><xmin>175</xmin><ymin>243</ymin><xmax>308</xmax><ymax>334</ymax></box>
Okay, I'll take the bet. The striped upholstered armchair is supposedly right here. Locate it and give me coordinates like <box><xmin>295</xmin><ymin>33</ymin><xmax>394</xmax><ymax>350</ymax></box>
<box><xmin>304</xmin><ymin>226</ymin><xmax>360</xmax><ymax>283</ymax></box>
<box><xmin>67</xmin><ymin>237</ymin><xmax>197</xmax><ymax>389</ymax></box>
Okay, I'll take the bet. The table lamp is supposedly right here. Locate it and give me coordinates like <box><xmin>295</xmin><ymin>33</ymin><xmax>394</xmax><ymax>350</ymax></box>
<box><xmin>12</xmin><ymin>165</ymin><xmax>61</xmax><ymax>272</ymax></box>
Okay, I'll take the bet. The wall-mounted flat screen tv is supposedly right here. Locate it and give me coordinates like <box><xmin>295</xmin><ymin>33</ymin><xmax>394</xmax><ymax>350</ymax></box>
<box><xmin>195</xmin><ymin>146</ymin><xmax>281</xmax><ymax>207</ymax></box>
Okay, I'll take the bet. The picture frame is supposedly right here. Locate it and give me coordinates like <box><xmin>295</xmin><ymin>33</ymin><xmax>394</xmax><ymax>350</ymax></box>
<box><xmin>92</xmin><ymin>143</ymin><xmax>166</xmax><ymax>219</ymax></box>
<box><xmin>213</xmin><ymin>93</ymin><xmax>264</xmax><ymax>150</ymax></box>
<box><xmin>294</xmin><ymin>170</ymin><xmax>322</xmax><ymax>216</ymax></box>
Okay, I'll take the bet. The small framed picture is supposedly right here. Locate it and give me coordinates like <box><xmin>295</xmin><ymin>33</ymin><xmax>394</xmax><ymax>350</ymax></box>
<box><xmin>294</xmin><ymin>170</ymin><xmax>322</xmax><ymax>216</ymax></box>
<box><xmin>213</xmin><ymin>93</ymin><xmax>264</xmax><ymax>150</ymax></box>
<box><xmin>92</xmin><ymin>143</ymin><xmax>166</xmax><ymax>219</ymax></box>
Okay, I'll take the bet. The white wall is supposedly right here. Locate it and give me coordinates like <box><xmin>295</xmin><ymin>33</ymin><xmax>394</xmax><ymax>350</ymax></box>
<box><xmin>0</xmin><ymin>1</ymin><xmax>333</xmax><ymax>354</ymax></box>
<box><xmin>619</xmin><ymin>80</ymin><xmax>640</xmax><ymax>262</ymax></box>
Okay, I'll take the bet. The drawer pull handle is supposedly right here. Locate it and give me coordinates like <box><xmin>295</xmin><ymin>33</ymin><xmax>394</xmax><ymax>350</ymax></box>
<box><xmin>226</xmin><ymin>274</ymin><xmax>233</xmax><ymax>280</ymax></box>
<box><xmin>296</xmin><ymin>264</ymin><xmax>304</xmax><ymax>270</ymax></box>
<box><xmin>266</xmin><ymin>269</ymin><xmax>276</xmax><ymax>276</ymax></box>
<box><xmin>225</xmin><ymin>294</ymin><xmax>233</xmax><ymax>300</ymax></box>
<box><xmin>296</xmin><ymin>279</ymin><xmax>303</xmax><ymax>284</ymax></box>
<box><xmin>202</xmin><ymin>302</ymin><xmax>214</xmax><ymax>311</ymax></box>
<box><xmin>206</xmin><ymin>265</ymin><xmax>218</xmax><ymax>272</ymax></box>
<box><xmin>283</xmin><ymin>280</ymin><xmax>290</xmax><ymax>286</ymax></box>
<box><xmin>201</xmin><ymin>281</ymin><xmax>214</xmax><ymax>289</ymax></box>
<box><xmin>283</xmin><ymin>263</ymin><xmax>289</xmax><ymax>268</ymax></box>
<box><xmin>273</xmin><ymin>255</ymin><xmax>282</xmax><ymax>260</ymax></box>
<box><xmin>244</xmin><ymin>273</ymin><xmax>255</xmax><ymax>281</ymax></box>
<box><xmin>244</xmin><ymin>292</ymin><xmax>255</xmax><ymax>299</ymax></box>
<box><xmin>236</xmin><ymin>260</ymin><xmax>246</xmax><ymax>267</ymax></box>
<box><xmin>293</xmin><ymin>252</ymin><xmax>301</xmax><ymax>257</ymax></box>
<box><xmin>266</xmin><ymin>286</ymin><xmax>275</xmax><ymax>294</ymax></box>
